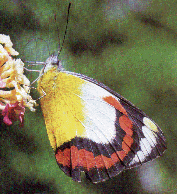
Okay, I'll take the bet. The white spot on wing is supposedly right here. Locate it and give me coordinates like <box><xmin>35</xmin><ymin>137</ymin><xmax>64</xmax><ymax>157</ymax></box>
<box><xmin>129</xmin><ymin>125</ymin><xmax>157</xmax><ymax>166</ymax></box>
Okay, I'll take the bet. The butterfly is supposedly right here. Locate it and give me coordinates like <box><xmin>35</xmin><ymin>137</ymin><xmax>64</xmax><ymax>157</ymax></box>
<box><xmin>37</xmin><ymin>54</ymin><xmax>167</xmax><ymax>183</ymax></box>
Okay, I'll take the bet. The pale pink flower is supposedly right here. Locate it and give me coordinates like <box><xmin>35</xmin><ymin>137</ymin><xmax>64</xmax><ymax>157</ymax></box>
<box><xmin>0</xmin><ymin>34</ymin><xmax>36</xmax><ymax>125</ymax></box>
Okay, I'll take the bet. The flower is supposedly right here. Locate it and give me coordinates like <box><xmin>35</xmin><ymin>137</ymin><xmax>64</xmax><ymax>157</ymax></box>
<box><xmin>0</xmin><ymin>34</ymin><xmax>36</xmax><ymax>125</ymax></box>
<box><xmin>2</xmin><ymin>102</ymin><xmax>25</xmax><ymax>126</ymax></box>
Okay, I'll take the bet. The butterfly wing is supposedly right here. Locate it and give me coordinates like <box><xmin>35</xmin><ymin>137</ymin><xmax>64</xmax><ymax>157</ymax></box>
<box><xmin>37</xmin><ymin>68</ymin><xmax>166</xmax><ymax>183</ymax></box>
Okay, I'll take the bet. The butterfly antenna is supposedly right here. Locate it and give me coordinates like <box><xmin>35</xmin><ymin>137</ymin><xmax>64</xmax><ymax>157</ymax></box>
<box><xmin>57</xmin><ymin>2</ymin><xmax>71</xmax><ymax>57</ymax></box>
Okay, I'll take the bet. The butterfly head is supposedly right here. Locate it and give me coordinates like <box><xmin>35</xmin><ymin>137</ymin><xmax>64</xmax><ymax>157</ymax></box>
<box><xmin>40</xmin><ymin>54</ymin><xmax>64</xmax><ymax>76</ymax></box>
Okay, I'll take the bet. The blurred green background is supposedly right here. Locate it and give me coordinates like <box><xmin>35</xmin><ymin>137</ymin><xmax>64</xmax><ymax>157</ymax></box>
<box><xmin>0</xmin><ymin>0</ymin><xmax>176</xmax><ymax>193</ymax></box>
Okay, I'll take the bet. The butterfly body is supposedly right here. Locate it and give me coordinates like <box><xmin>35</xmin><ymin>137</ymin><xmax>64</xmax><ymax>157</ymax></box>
<box><xmin>37</xmin><ymin>55</ymin><xmax>166</xmax><ymax>183</ymax></box>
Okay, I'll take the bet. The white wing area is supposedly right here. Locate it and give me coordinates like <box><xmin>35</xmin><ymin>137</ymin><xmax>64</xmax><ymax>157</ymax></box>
<box><xmin>81</xmin><ymin>81</ymin><xmax>117</xmax><ymax>144</ymax></box>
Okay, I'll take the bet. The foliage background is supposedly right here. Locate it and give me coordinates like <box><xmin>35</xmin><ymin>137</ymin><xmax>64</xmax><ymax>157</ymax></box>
<box><xmin>0</xmin><ymin>0</ymin><xmax>176</xmax><ymax>193</ymax></box>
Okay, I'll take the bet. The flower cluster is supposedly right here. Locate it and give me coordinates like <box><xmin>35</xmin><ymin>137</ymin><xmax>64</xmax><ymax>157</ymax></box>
<box><xmin>0</xmin><ymin>34</ymin><xmax>36</xmax><ymax>125</ymax></box>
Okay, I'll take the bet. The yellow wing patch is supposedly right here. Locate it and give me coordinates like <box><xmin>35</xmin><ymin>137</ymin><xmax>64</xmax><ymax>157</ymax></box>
<box><xmin>37</xmin><ymin>67</ymin><xmax>86</xmax><ymax>150</ymax></box>
<box><xmin>143</xmin><ymin>117</ymin><xmax>158</xmax><ymax>132</ymax></box>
